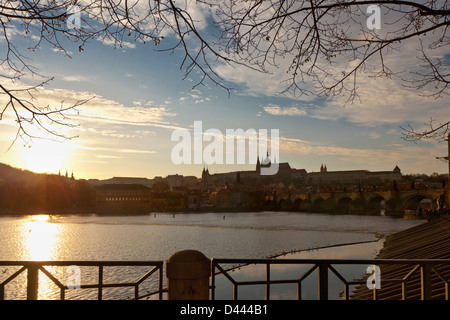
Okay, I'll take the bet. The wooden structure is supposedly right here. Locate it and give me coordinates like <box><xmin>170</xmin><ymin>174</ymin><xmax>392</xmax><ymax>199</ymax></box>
<box><xmin>351</xmin><ymin>217</ymin><xmax>450</xmax><ymax>300</ymax></box>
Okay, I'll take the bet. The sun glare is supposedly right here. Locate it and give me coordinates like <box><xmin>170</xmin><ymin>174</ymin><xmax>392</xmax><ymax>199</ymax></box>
<box><xmin>18</xmin><ymin>139</ymin><xmax>74</xmax><ymax>174</ymax></box>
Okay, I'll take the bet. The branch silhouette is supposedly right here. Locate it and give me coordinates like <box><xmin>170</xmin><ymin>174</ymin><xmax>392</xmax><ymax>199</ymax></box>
<box><xmin>0</xmin><ymin>1</ymin><xmax>449</xmax><ymax>143</ymax></box>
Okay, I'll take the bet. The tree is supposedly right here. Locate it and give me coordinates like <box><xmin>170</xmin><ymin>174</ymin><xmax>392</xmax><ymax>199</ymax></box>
<box><xmin>1</xmin><ymin>1</ymin><xmax>449</xmax><ymax>144</ymax></box>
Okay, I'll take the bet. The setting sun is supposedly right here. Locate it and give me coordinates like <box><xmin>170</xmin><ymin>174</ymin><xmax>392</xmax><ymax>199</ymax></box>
<box><xmin>18</xmin><ymin>139</ymin><xmax>74</xmax><ymax>174</ymax></box>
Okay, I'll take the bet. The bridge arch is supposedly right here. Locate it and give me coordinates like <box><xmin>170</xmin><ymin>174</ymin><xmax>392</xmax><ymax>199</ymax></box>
<box><xmin>311</xmin><ymin>197</ymin><xmax>328</xmax><ymax>212</ymax></box>
<box><xmin>279</xmin><ymin>198</ymin><xmax>292</xmax><ymax>210</ymax></box>
<box><xmin>293</xmin><ymin>198</ymin><xmax>311</xmax><ymax>212</ymax></box>
<box><xmin>336</xmin><ymin>197</ymin><xmax>352</xmax><ymax>214</ymax></box>
<box><xmin>404</xmin><ymin>194</ymin><xmax>435</xmax><ymax>211</ymax></box>
<box><xmin>366</xmin><ymin>195</ymin><xmax>386</xmax><ymax>214</ymax></box>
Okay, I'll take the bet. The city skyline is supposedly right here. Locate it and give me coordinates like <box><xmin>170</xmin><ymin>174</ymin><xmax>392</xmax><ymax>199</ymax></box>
<box><xmin>1</xmin><ymin>4</ymin><xmax>449</xmax><ymax>180</ymax></box>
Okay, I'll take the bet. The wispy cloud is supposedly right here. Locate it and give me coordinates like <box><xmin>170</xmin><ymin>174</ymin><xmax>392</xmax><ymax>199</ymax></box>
<box><xmin>263</xmin><ymin>104</ymin><xmax>307</xmax><ymax>116</ymax></box>
<box><xmin>97</xmin><ymin>36</ymin><xmax>136</xmax><ymax>49</ymax></box>
<box><xmin>61</xmin><ymin>74</ymin><xmax>93</xmax><ymax>82</ymax></box>
<box><xmin>279</xmin><ymin>136</ymin><xmax>447</xmax><ymax>174</ymax></box>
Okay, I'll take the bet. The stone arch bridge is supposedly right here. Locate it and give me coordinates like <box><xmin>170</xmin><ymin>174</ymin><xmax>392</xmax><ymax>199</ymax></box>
<box><xmin>277</xmin><ymin>189</ymin><xmax>447</xmax><ymax>215</ymax></box>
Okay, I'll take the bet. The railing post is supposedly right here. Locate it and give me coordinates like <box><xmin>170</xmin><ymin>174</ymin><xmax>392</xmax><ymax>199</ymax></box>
<box><xmin>421</xmin><ymin>263</ymin><xmax>432</xmax><ymax>300</ymax></box>
<box><xmin>318</xmin><ymin>262</ymin><xmax>328</xmax><ymax>300</ymax></box>
<box><xmin>26</xmin><ymin>264</ymin><xmax>39</xmax><ymax>300</ymax></box>
<box><xmin>266</xmin><ymin>263</ymin><xmax>270</xmax><ymax>300</ymax></box>
<box><xmin>166</xmin><ymin>250</ymin><xmax>211</xmax><ymax>300</ymax></box>
<box><xmin>98</xmin><ymin>265</ymin><xmax>103</xmax><ymax>300</ymax></box>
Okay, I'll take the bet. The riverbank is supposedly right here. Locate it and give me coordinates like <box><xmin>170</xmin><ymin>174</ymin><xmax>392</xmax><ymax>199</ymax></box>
<box><xmin>0</xmin><ymin>205</ymin><xmax>405</xmax><ymax>217</ymax></box>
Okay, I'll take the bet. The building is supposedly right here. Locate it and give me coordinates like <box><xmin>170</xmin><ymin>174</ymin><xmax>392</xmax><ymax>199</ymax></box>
<box><xmin>307</xmin><ymin>165</ymin><xmax>402</xmax><ymax>186</ymax></box>
<box><xmin>201</xmin><ymin>152</ymin><xmax>295</xmax><ymax>186</ymax></box>
<box><xmin>201</xmin><ymin>152</ymin><xmax>402</xmax><ymax>187</ymax></box>
<box><xmin>95</xmin><ymin>184</ymin><xmax>151</xmax><ymax>213</ymax></box>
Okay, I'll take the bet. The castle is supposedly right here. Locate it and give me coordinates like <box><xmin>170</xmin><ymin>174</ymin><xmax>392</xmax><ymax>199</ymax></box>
<box><xmin>201</xmin><ymin>153</ymin><xmax>402</xmax><ymax>186</ymax></box>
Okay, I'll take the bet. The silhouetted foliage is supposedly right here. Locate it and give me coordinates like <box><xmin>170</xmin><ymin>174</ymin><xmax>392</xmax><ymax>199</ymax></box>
<box><xmin>0</xmin><ymin>163</ymin><xmax>95</xmax><ymax>213</ymax></box>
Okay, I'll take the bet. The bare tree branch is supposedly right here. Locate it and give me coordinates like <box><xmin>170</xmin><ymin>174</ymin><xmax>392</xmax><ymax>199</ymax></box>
<box><xmin>0</xmin><ymin>1</ymin><xmax>449</xmax><ymax>144</ymax></box>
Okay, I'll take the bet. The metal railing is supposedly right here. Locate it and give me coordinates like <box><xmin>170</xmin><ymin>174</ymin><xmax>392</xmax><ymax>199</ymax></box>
<box><xmin>0</xmin><ymin>261</ymin><xmax>164</xmax><ymax>300</ymax></box>
<box><xmin>1</xmin><ymin>258</ymin><xmax>449</xmax><ymax>300</ymax></box>
<box><xmin>211</xmin><ymin>258</ymin><xmax>450</xmax><ymax>300</ymax></box>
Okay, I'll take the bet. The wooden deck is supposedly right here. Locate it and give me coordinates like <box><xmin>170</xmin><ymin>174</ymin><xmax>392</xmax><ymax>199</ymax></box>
<box><xmin>351</xmin><ymin>216</ymin><xmax>450</xmax><ymax>300</ymax></box>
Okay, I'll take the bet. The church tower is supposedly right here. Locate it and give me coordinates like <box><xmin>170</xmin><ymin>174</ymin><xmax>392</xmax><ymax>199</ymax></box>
<box><xmin>202</xmin><ymin>167</ymin><xmax>210</xmax><ymax>181</ymax></box>
<box><xmin>256</xmin><ymin>157</ymin><xmax>261</xmax><ymax>174</ymax></box>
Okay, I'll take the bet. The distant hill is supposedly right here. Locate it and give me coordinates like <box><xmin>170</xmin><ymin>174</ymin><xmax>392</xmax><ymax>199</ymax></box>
<box><xmin>0</xmin><ymin>162</ymin><xmax>43</xmax><ymax>186</ymax></box>
<box><xmin>0</xmin><ymin>162</ymin><xmax>95</xmax><ymax>214</ymax></box>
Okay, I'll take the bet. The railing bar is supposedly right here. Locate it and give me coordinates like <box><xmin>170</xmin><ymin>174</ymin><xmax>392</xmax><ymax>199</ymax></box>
<box><xmin>211</xmin><ymin>262</ymin><xmax>216</xmax><ymax>300</ymax></box>
<box><xmin>159</xmin><ymin>265</ymin><xmax>163</xmax><ymax>300</ymax></box>
<box><xmin>403</xmin><ymin>264</ymin><xmax>421</xmax><ymax>280</ymax></box>
<box><xmin>235</xmin><ymin>280</ymin><xmax>270</xmax><ymax>286</ymax></box>
<box><xmin>135</xmin><ymin>284</ymin><xmax>139</xmax><ymax>300</ymax></box>
<box><xmin>234</xmin><ymin>279</ymin><xmax>302</xmax><ymax>286</ymax></box>
<box><xmin>39</xmin><ymin>266</ymin><xmax>65</xmax><ymax>289</ymax></box>
<box><xmin>133</xmin><ymin>288</ymin><xmax>168</xmax><ymax>300</ymax></box>
<box><xmin>0</xmin><ymin>261</ymin><xmax>164</xmax><ymax>267</ymax></box>
<box><xmin>0</xmin><ymin>266</ymin><xmax>27</xmax><ymax>286</ymax></box>
<box><xmin>135</xmin><ymin>265</ymin><xmax>160</xmax><ymax>285</ymax></box>
<box><xmin>210</xmin><ymin>258</ymin><xmax>450</xmax><ymax>265</ymax></box>
<box><xmin>77</xmin><ymin>282</ymin><xmax>138</xmax><ymax>289</ymax></box>
<box><xmin>298</xmin><ymin>264</ymin><xmax>318</xmax><ymax>282</ymax></box>
<box><xmin>328</xmin><ymin>265</ymin><xmax>348</xmax><ymax>284</ymax></box>
<box><xmin>215</xmin><ymin>264</ymin><xmax>238</xmax><ymax>285</ymax></box>
<box><xmin>402</xmin><ymin>280</ymin><xmax>407</xmax><ymax>300</ymax></box>
<box><xmin>431</xmin><ymin>267</ymin><xmax>449</xmax><ymax>284</ymax></box>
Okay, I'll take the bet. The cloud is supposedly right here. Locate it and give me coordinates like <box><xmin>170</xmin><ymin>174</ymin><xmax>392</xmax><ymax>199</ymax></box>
<box><xmin>0</xmin><ymin>79</ymin><xmax>184</xmax><ymax>149</ymax></box>
<box><xmin>263</xmin><ymin>104</ymin><xmax>307</xmax><ymax>116</ymax></box>
<box><xmin>97</xmin><ymin>36</ymin><xmax>136</xmax><ymax>49</ymax></box>
<box><xmin>279</xmin><ymin>136</ymin><xmax>447</xmax><ymax>174</ymax></box>
<box><xmin>310</xmin><ymin>75</ymin><xmax>449</xmax><ymax>128</ymax></box>
<box><xmin>61</xmin><ymin>74</ymin><xmax>92</xmax><ymax>82</ymax></box>
<box><xmin>76</xmin><ymin>145</ymin><xmax>158</xmax><ymax>155</ymax></box>
<box><xmin>75</xmin><ymin>97</ymin><xmax>183</xmax><ymax>130</ymax></box>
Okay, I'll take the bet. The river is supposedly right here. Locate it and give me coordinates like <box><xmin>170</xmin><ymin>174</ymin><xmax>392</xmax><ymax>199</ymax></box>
<box><xmin>0</xmin><ymin>211</ymin><xmax>423</xmax><ymax>299</ymax></box>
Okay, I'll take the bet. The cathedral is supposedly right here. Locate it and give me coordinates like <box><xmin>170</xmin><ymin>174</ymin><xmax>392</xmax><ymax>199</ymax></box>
<box><xmin>201</xmin><ymin>152</ymin><xmax>304</xmax><ymax>185</ymax></box>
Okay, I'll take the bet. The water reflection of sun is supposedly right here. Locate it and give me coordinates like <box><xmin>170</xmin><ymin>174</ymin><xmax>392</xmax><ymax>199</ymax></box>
<box><xmin>23</xmin><ymin>215</ymin><xmax>58</xmax><ymax>261</ymax></box>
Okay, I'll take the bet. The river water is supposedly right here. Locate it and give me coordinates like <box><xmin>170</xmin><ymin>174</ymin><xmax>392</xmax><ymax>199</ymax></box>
<box><xmin>0</xmin><ymin>211</ymin><xmax>423</xmax><ymax>300</ymax></box>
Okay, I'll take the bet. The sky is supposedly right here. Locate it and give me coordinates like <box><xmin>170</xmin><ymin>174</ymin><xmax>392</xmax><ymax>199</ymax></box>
<box><xmin>0</xmin><ymin>2</ymin><xmax>449</xmax><ymax>180</ymax></box>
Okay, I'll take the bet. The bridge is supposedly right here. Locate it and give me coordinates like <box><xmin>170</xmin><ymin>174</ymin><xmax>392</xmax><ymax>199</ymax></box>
<box><xmin>280</xmin><ymin>188</ymin><xmax>447</xmax><ymax>215</ymax></box>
